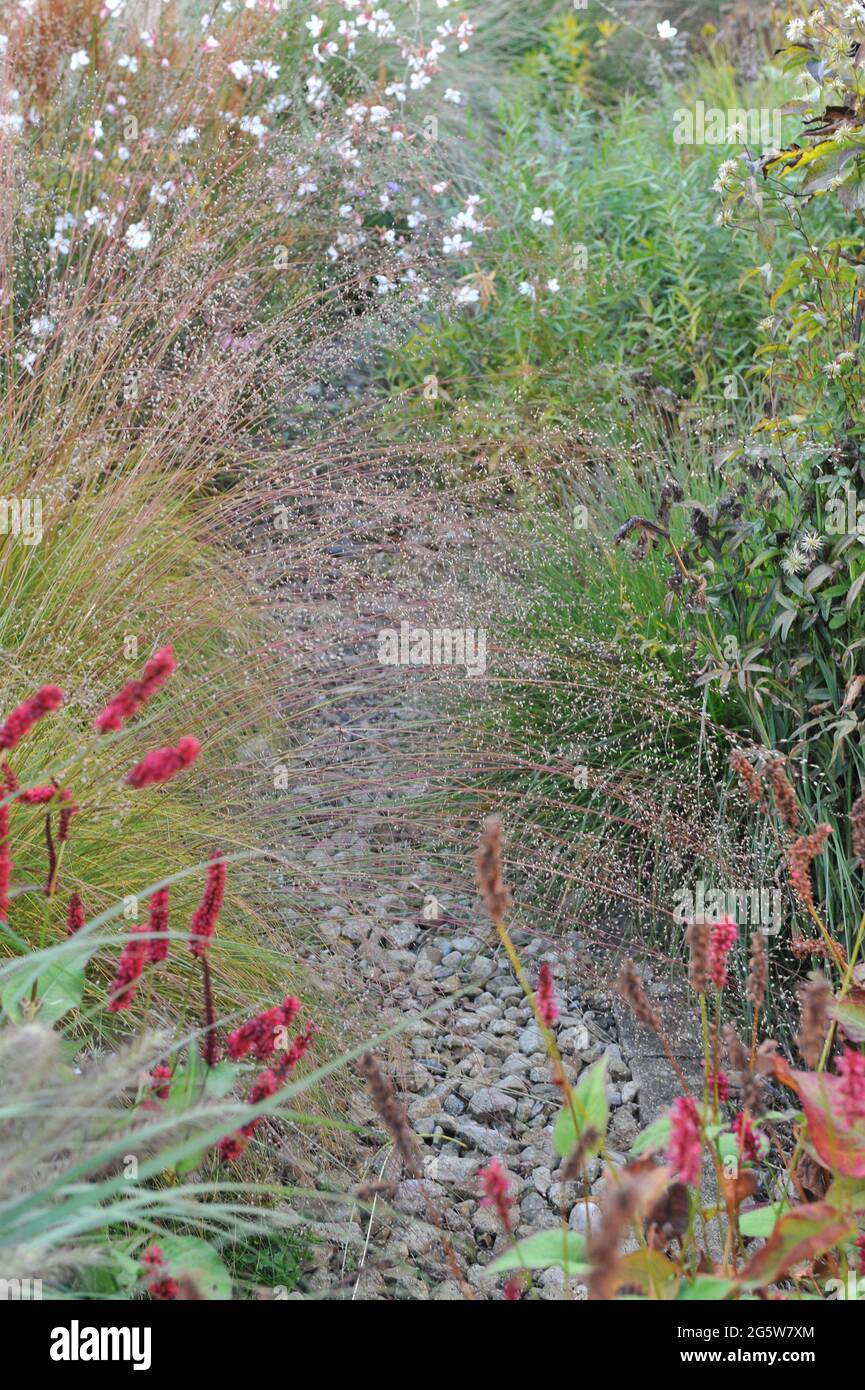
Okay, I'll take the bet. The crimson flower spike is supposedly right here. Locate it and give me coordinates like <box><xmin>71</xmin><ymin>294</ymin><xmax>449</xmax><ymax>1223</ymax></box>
<box><xmin>125</xmin><ymin>736</ymin><xmax>200</xmax><ymax>788</ymax></box>
<box><xmin>95</xmin><ymin>645</ymin><xmax>176</xmax><ymax>733</ymax></box>
<box><xmin>0</xmin><ymin>685</ymin><xmax>63</xmax><ymax>751</ymax></box>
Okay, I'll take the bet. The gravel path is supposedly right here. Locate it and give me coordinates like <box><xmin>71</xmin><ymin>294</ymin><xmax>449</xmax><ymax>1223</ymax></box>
<box><xmin>264</xmin><ymin>487</ymin><xmax>687</xmax><ymax>1299</ymax></box>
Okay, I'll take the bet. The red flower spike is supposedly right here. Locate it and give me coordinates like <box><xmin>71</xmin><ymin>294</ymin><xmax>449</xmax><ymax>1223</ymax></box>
<box><xmin>95</xmin><ymin>645</ymin><xmax>176</xmax><ymax>733</ymax></box>
<box><xmin>147</xmin><ymin>888</ymin><xmax>170</xmax><ymax>963</ymax></box>
<box><xmin>125</xmin><ymin>736</ymin><xmax>200</xmax><ymax>789</ymax></box>
<box><xmin>667</xmin><ymin>1095</ymin><xmax>702</xmax><ymax>1185</ymax></box>
<box><xmin>188</xmin><ymin>851</ymin><xmax>226</xmax><ymax>958</ymax></box>
<box><xmin>107</xmin><ymin>925</ymin><xmax>149</xmax><ymax>1012</ymax></box>
<box><xmin>708</xmin><ymin>915</ymin><xmax>737</xmax><ymax>991</ymax></box>
<box><xmin>0</xmin><ymin>685</ymin><xmax>63</xmax><ymax>751</ymax></box>
<box><xmin>226</xmin><ymin>996</ymin><xmax>301</xmax><ymax>1062</ymax></box>
<box><xmin>479</xmin><ymin>1157</ymin><xmax>512</xmax><ymax>1233</ymax></box>
<box><xmin>66</xmin><ymin>892</ymin><xmax>85</xmax><ymax>936</ymax></box>
<box><xmin>536</xmin><ymin>961</ymin><xmax>558</xmax><ymax>1028</ymax></box>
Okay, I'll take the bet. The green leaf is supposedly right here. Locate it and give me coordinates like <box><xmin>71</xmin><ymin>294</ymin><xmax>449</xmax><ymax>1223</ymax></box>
<box><xmin>1</xmin><ymin>958</ymin><xmax>86</xmax><ymax>1027</ymax></box>
<box><xmin>832</xmin><ymin>999</ymin><xmax>865</xmax><ymax>1043</ymax></box>
<box><xmin>554</xmin><ymin>1057</ymin><xmax>608</xmax><ymax>1159</ymax></box>
<box><xmin>678</xmin><ymin>1276</ymin><xmax>738</xmax><ymax>1300</ymax></box>
<box><xmin>154</xmin><ymin>1236</ymin><xmax>232</xmax><ymax>1300</ymax></box>
<box><xmin>739</xmin><ymin>1203</ymin><xmax>785</xmax><ymax>1238</ymax></box>
<box><xmin>489</xmin><ymin>1229</ymin><xmax>589</xmax><ymax>1274</ymax></box>
<box><xmin>629</xmin><ymin>1113</ymin><xmax>671</xmax><ymax>1157</ymax></box>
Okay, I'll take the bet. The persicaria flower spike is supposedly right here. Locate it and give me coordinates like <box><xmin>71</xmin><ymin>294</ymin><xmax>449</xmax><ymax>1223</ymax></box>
<box><xmin>667</xmin><ymin>1094</ymin><xmax>701</xmax><ymax>1185</ymax></box>
<box><xmin>16</xmin><ymin>785</ymin><xmax>57</xmax><ymax>805</ymax></box>
<box><xmin>66</xmin><ymin>892</ymin><xmax>85</xmax><ymax>937</ymax></box>
<box><xmin>536</xmin><ymin>961</ymin><xmax>558</xmax><ymax>1028</ymax></box>
<box><xmin>95</xmin><ymin>644</ymin><xmax>176</xmax><ymax>733</ymax></box>
<box><xmin>0</xmin><ymin>685</ymin><xmax>63</xmax><ymax>751</ymax></box>
<box><xmin>732</xmin><ymin>1110</ymin><xmax>760</xmax><ymax>1162</ymax></box>
<box><xmin>219</xmin><ymin>1020</ymin><xmax>316</xmax><ymax>1161</ymax></box>
<box><xmin>836</xmin><ymin>1046</ymin><xmax>865</xmax><ymax>1125</ymax></box>
<box><xmin>708</xmin><ymin>915</ymin><xmax>737</xmax><ymax>990</ymax></box>
<box><xmin>107</xmin><ymin>925</ymin><xmax>149</xmax><ymax>1012</ymax></box>
<box><xmin>126</xmin><ymin>735</ymin><xmax>200</xmax><ymax>788</ymax></box>
<box><xmin>189</xmin><ymin>850</ymin><xmax>226</xmax><ymax>957</ymax></box>
<box><xmin>226</xmin><ymin>996</ymin><xmax>301</xmax><ymax>1061</ymax></box>
<box><xmin>147</xmin><ymin>888</ymin><xmax>170</xmax><ymax>963</ymax></box>
<box><xmin>479</xmin><ymin>1157</ymin><xmax>512</xmax><ymax>1232</ymax></box>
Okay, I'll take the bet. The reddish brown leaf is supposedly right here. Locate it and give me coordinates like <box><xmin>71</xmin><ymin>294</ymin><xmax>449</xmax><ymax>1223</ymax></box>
<box><xmin>739</xmin><ymin>1202</ymin><xmax>854</xmax><ymax>1288</ymax></box>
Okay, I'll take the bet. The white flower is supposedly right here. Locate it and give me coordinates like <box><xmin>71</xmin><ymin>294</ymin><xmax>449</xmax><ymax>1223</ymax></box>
<box><xmin>443</xmin><ymin>88</ymin><xmax>462</xmax><ymax>104</ymax></box>
<box><xmin>228</xmin><ymin>60</ymin><xmax>251</xmax><ymax>82</ymax></box>
<box><xmin>442</xmin><ymin>233</ymin><xmax>471</xmax><ymax>254</ymax></box>
<box><xmin>252</xmin><ymin>59</ymin><xmax>280</xmax><ymax>80</ymax></box>
<box><xmin>786</xmin><ymin>18</ymin><xmax>807</xmax><ymax>41</ymax></box>
<box><xmin>716</xmin><ymin>158</ymin><xmax>738</xmax><ymax>185</ymax></box>
<box><xmin>202</xmin><ymin>35</ymin><xmax>220</xmax><ymax>51</ymax></box>
<box><xmin>547</xmin><ymin>277</ymin><xmax>561</xmax><ymax>293</ymax></box>
<box><xmin>518</xmin><ymin>280</ymin><xmax>536</xmax><ymax>300</ymax></box>
<box><xmin>656</xmin><ymin>20</ymin><xmax>678</xmax><ymax>40</ymax></box>
<box><xmin>306</xmin><ymin>14</ymin><xmax>324</xmax><ymax>38</ymax></box>
<box><xmin>369</xmin><ymin>105</ymin><xmax>390</xmax><ymax>124</ymax></box>
<box><xmin>239</xmin><ymin>114</ymin><xmax>267</xmax><ymax>138</ymax></box>
<box><xmin>117</xmin><ymin>144</ymin><xmax>131</xmax><ymax>161</ymax></box>
<box><xmin>374</xmin><ymin>274</ymin><xmax>395</xmax><ymax>295</ymax></box>
<box><xmin>105</xmin><ymin>0</ymin><xmax>126</xmax><ymax>13</ymax></box>
<box><xmin>70</xmin><ymin>50</ymin><xmax>90</xmax><ymax>72</ymax></box>
<box><xmin>455</xmin><ymin>284</ymin><xmax>480</xmax><ymax>305</ymax></box>
<box><xmin>177</xmin><ymin>126</ymin><xmax>199</xmax><ymax>145</ymax></box>
<box><xmin>124</xmin><ymin>221</ymin><xmax>151</xmax><ymax>252</ymax></box>
<box><xmin>531</xmin><ymin>206</ymin><xmax>554</xmax><ymax>227</ymax></box>
<box><xmin>0</xmin><ymin>112</ymin><xmax>23</xmax><ymax>135</ymax></box>
<box><xmin>29</xmin><ymin>316</ymin><xmax>55</xmax><ymax>337</ymax></box>
<box><xmin>15</xmin><ymin>350</ymin><xmax>37</xmax><ymax>374</ymax></box>
<box><xmin>118</xmin><ymin>54</ymin><xmax>138</xmax><ymax>73</ymax></box>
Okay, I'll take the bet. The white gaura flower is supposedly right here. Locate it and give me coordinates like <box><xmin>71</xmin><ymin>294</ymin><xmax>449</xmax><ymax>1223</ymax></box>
<box><xmin>306</xmin><ymin>14</ymin><xmax>324</xmax><ymax>38</ymax></box>
<box><xmin>656</xmin><ymin>20</ymin><xmax>678</xmax><ymax>40</ymax></box>
<box><xmin>531</xmin><ymin>206</ymin><xmax>554</xmax><ymax>227</ymax></box>
<box><xmin>118</xmin><ymin>54</ymin><xmax>138</xmax><ymax>73</ymax></box>
<box><xmin>125</xmin><ymin>221</ymin><xmax>151</xmax><ymax>252</ymax></box>
<box><xmin>374</xmin><ymin>274</ymin><xmax>395</xmax><ymax>295</ymax></box>
<box><xmin>443</xmin><ymin>88</ymin><xmax>462</xmax><ymax>104</ymax></box>
<box><xmin>455</xmin><ymin>284</ymin><xmax>479</xmax><ymax>305</ymax></box>
<box><xmin>70</xmin><ymin>50</ymin><xmax>90</xmax><ymax>72</ymax></box>
<box><xmin>228</xmin><ymin>60</ymin><xmax>251</xmax><ymax>82</ymax></box>
<box><xmin>239</xmin><ymin>114</ymin><xmax>267</xmax><ymax>138</ymax></box>
<box><xmin>253</xmin><ymin>59</ymin><xmax>280</xmax><ymax>80</ymax></box>
<box><xmin>547</xmin><ymin>278</ymin><xmax>561</xmax><ymax>293</ymax></box>
<box><xmin>29</xmin><ymin>316</ymin><xmax>55</xmax><ymax>337</ymax></box>
<box><xmin>443</xmin><ymin>233</ymin><xmax>471</xmax><ymax>254</ymax></box>
<box><xmin>518</xmin><ymin>280</ymin><xmax>536</xmax><ymax>300</ymax></box>
<box><xmin>117</xmin><ymin>144</ymin><xmax>131</xmax><ymax>161</ymax></box>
